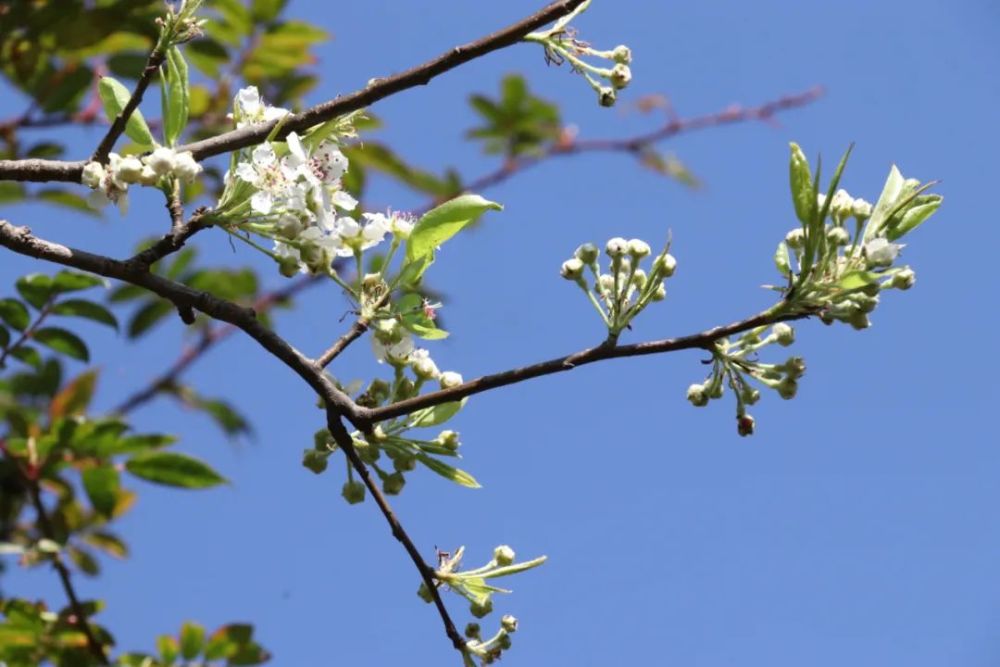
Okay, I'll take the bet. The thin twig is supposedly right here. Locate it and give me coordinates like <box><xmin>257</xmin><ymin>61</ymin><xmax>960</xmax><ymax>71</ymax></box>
<box><xmin>316</xmin><ymin>318</ymin><xmax>371</xmax><ymax>369</ymax></box>
<box><xmin>91</xmin><ymin>49</ymin><xmax>166</xmax><ymax>164</ymax></box>
<box><xmin>356</xmin><ymin>306</ymin><xmax>817</xmax><ymax>426</ymax></box>
<box><xmin>0</xmin><ymin>0</ymin><xmax>588</xmax><ymax>183</ymax></box>
<box><xmin>325</xmin><ymin>416</ymin><xmax>466</xmax><ymax>652</ymax></box>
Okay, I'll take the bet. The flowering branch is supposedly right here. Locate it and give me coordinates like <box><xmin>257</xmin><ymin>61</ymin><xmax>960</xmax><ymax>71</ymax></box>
<box><xmin>90</xmin><ymin>50</ymin><xmax>166</xmax><ymax>164</ymax></box>
<box><xmin>0</xmin><ymin>0</ymin><xmax>588</xmax><ymax>184</ymax></box>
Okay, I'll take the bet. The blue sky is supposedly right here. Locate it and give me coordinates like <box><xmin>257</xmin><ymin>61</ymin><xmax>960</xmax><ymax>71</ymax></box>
<box><xmin>3</xmin><ymin>0</ymin><xmax>999</xmax><ymax>665</ymax></box>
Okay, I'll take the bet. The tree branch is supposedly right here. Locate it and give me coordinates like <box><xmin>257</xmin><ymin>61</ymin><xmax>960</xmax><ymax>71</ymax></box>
<box><xmin>356</xmin><ymin>306</ymin><xmax>816</xmax><ymax>426</ymax></box>
<box><xmin>0</xmin><ymin>0</ymin><xmax>587</xmax><ymax>183</ymax></box>
<box><xmin>91</xmin><ymin>48</ymin><xmax>166</xmax><ymax>164</ymax></box>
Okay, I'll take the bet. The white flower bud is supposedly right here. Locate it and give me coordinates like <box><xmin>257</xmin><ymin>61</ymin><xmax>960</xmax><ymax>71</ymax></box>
<box><xmin>575</xmin><ymin>243</ymin><xmax>599</xmax><ymax>264</ymax></box>
<box><xmin>501</xmin><ymin>615</ymin><xmax>518</xmax><ymax>633</ymax></box>
<box><xmin>741</xmin><ymin>387</ymin><xmax>761</xmax><ymax>405</ymax></box>
<box><xmin>864</xmin><ymin>237</ymin><xmax>903</xmax><ymax>269</ymax></box>
<box><xmin>436</xmin><ymin>430</ymin><xmax>460</xmax><ymax>451</ymax></box>
<box><xmin>439</xmin><ymin>371</ymin><xmax>463</xmax><ymax>389</ymax></box>
<box><xmin>772</xmin><ymin>322</ymin><xmax>795</xmax><ymax>346</ymax></box>
<box><xmin>852</xmin><ymin>198</ymin><xmax>872</xmax><ymax>220</ymax></box>
<box><xmin>891</xmin><ymin>267</ymin><xmax>916</xmax><ymax>290</ymax></box>
<box><xmin>783</xmin><ymin>356</ymin><xmax>806</xmax><ymax>379</ymax></box>
<box><xmin>114</xmin><ymin>155</ymin><xmax>144</xmax><ymax>183</ymax></box>
<box><xmin>826</xmin><ymin>226</ymin><xmax>850</xmax><ymax>246</ymax></box>
<box><xmin>172</xmin><ymin>151</ymin><xmax>202</xmax><ymax>182</ymax></box>
<box><xmin>627</xmin><ymin>239</ymin><xmax>650</xmax><ymax>258</ymax></box>
<box><xmin>597</xmin><ymin>273</ymin><xmax>615</xmax><ymax>295</ymax></box>
<box><xmin>650</xmin><ymin>281</ymin><xmax>667</xmax><ymax>301</ymax></box>
<box><xmin>605</xmin><ymin>237</ymin><xmax>628</xmax><ymax>257</ymax></box>
<box><xmin>631</xmin><ymin>269</ymin><xmax>648</xmax><ymax>289</ymax></box>
<box><xmin>785</xmin><ymin>228</ymin><xmax>805</xmax><ymax>249</ymax></box>
<box><xmin>610</xmin><ymin>64</ymin><xmax>632</xmax><ymax>90</ymax></box>
<box><xmin>816</xmin><ymin>193</ymin><xmax>827</xmax><ymax>210</ymax></box>
<box><xmin>138</xmin><ymin>165</ymin><xmax>160</xmax><ymax>186</ymax></box>
<box><xmin>611</xmin><ymin>45</ymin><xmax>632</xmax><ymax>64</ymax></box>
<box><xmin>654</xmin><ymin>253</ymin><xmax>677</xmax><ymax>277</ymax></box>
<box><xmin>830</xmin><ymin>188</ymin><xmax>854</xmax><ymax>219</ymax></box>
<box><xmin>686</xmin><ymin>383</ymin><xmax>709</xmax><ymax>407</ymax></box>
<box><xmin>598</xmin><ymin>86</ymin><xmax>617</xmax><ymax>107</ymax></box>
<box><xmin>144</xmin><ymin>146</ymin><xmax>177</xmax><ymax>176</ymax></box>
<box><xmin>493</xmin><ymin>545</ymin><xmax>515</xmax><ymax>566</ymax></box>
<box><xmin>81</xmin><ymin>161</ymin><xmax>105</xmax><ymax>188</ymax></box>
<box><xmin>560</xmin><ymin>257</ymin><xmax>585</xmax><ymax>280</ymax></box>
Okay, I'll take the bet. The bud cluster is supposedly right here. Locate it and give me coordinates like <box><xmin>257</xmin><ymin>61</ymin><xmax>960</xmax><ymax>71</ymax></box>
<box><xmin>777</xmin><ymin>145</ymin><xmax>941</xmax><ymax>329</ymax></box>
<box><xmin>686</xmin><ymin>325</ymin><xmax>806</xmax><ymax>437</ymax></box>
<box><xmin>561</xmin><ymin>236</ymin><xmax>675</xmax><ymax>338</ymax></box>
<box><xmin>81</xmin><ymin>147</ymin><xmax>202</xmax><ymax>213</ymax></box>
<box><xmin>524</xmin><ymin>2</ymin><xmax>633</xmax><ymax>107</ymax></box>
<box><xmin>418</xmin><ymin>545</ymin><xmax>545</xmax><ymax>665</ymax></box>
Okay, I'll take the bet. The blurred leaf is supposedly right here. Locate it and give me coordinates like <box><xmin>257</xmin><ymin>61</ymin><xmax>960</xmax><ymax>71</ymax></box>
<box><xmin>347</xmin><ymin>143</ymin><xmax>458</xmax><ymax>198</ymax></box>
<box><xmin>0</xmin><ymin>298</ymin><xmax>30</xmax><ymax>331</ymax></box>
<box><xmin>10</xmin><ymin>346</ymin><xmax>42</xmax><ymax>369</ymax></box>
<box><xmin>66</xmin><ymin>544</ymin><xmax>100</xmax><ymax>576</ymax></box>
<box><xmin>638</xmin><ymin>150</ymin><xmax>701</xmax><ymax>188</ymax></box>
<box><xmin>180</xmin><ymin>621</ymin><xmax>206</xmax><ymax>660</ymax></box>
<box><xmin>82</xmin><ymin>531</ymin><xmax>128</xmax><ymax>559</ymax></box>
<box><xmin>82</xmin><ymin>465</ymin><xmax>119</xmax><ymax>517</ymax></box>
<box><xmin>98</xmin><ymin>75</ymin><xmax>155</xmax><ymax>147</ymax></box>
<box><xmin>32</xmin><ymin>327</ymin><xmax>89</xmax><ymax>361</ymax></box>
<box><xmin>251</xmin><ymin>0</ymin><xmax>288</xmax><ymax>22</ymax></box>
<box><xmin>0</xmin><ymin>325</ymin><xmax>9</xmax><ymax>348</ymax></box>
<box><xmin>35</xmin><ymin>189</ymin><xmax>101</xmax><ymax>216</ymax></box>
<box><xmin>157</xmin><ymin>634</ymin><xmax>179</xmax><ymax>664</ymax></box>
<box><xmin>51</xmin><ymin>299</ymin><xmax>118</xmax><ymax>330</ymax></box>
<box><xmin>467</xmin><ymin>74</ymin><xmax>561</xmax><ymax>156</ymax></box>
<box><xmin>39</xmin><ymin>63</ymin><xmax>93</xmax><ymax>112</ymax></box>
<box><xmin>126</xmin><ymin>452</ymin><xmax>227</xmax><ymax>489</ymax></box>
<box><xmin>127</xmin><ymin>299</ymin><xmax>174</xmax><ymax>338</ymax></box>
<box><xmin>186</xmin><ymin>38</ymin><xmax>229</xmax><ymax>78</ymax></box>
<box><xmin>26</xmin><ymin>142</ymin><xmax>64</xmax><ymax>159</ymax></box>
<box><xmin>49</xmin><ymin>369</ymin><xmax>98</xmax><ymax>418</ymax></box>
<box><xmin>415</xmin><ymin>453</ymin><xmax>480</xmax><ymax>489</ymax></box>
<box><xmin>0</xmin><ymin>182</ymin><xmax>26</xmax><ymax>204</ymax></box>
<box><xmin>108</xmin><ymin>284</ymin><xmax>148</xmax><ymax>303</ymax></box>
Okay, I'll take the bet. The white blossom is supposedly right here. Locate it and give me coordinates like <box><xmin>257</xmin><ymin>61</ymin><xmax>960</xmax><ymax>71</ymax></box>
<box><xmin>864</xmin><ymin>237</ymin><xmax>903</xmax><ymax>269</ymax></box>
<box><xmin>234</xmin><ymin>86</ymin><xmax>289</xmax><ymax>128</ymax></box>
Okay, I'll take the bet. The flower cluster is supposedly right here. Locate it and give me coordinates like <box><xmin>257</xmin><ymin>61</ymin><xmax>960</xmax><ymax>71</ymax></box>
<box><xmin>215</xmin><ymin>88</ymin><xmax>414</xmax><ymax>278</ymax></box>
<box><xmin>80</xmin><ymin>147</ymin><xmax>202</xmax><ymax>213</ymax></box>
<box><xmin>776</xmin><ymin>144</ymin><xmax>941</xmax><ymax>329</ymax></box>
<box><xmin>524</xmin><ymin>1</ymin><xmax>632</xmax><ymax>107</ymax></box>
<box><xmin>416</xmin><ymin>545</ymin><xmax>545</xmax><ymax>665</ymax></box>
<box><xmin>561</xmin><ymin>236</ymin><xmax>675</xmax><ymax>338</ymax></box>
<box><xmin>686</xmin><ymin>324</ymin><xmax>805</xmax><ymax>437</ymax></box>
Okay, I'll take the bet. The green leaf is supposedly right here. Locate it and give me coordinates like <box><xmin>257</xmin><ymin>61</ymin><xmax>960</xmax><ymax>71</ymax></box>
<box><xmin>51</xmin><ymin>270</ymin><xmax>107</xmax><ymax>293</ymax></box>
<box><xmin>16</xmin><ymin>274</ymin><xmax>54</xmax><ymax>308</ymax></box>
<box><xmin>788</xmin><ymin>142</ymin><xmax>815</xmax><ymax>226</ymax></box>
<box><xmin>886</xmin><ymin>194</ymin><xmax>942</xmax><ymax>241</ymax></box>
<box><xmin>126</xmin><ymin>452</ymin><xmax>227</xmax><ymax>488</ymax></box>
<box><xmin>127</xmin><ymin>299</ymin><xmax>174</xmax><ymax>338</ymax></box>
<box><xmin>866</xmin><ymin>165</ymin><xmax>905</xmax><ymax>241</ymax></box>
<box><xmin>82</xmin><ymin>466</ymin><xmax>120</xmax><ymax>517</ymax></box>
<box><xmin>408</xmin><ymin>399</ymin><xmax>465</xmax><ymax>428</ymax></box>
<box><xmin>157</xmin><ymin>635</ymin><xmax>179</xmax><ymax>664</ymax></box>
<box><xmin>108</xmin><ymin>283</ymin><xmax>148</xmax><ymax>303</ymax></box>
<box><xmin>0</xmin><ymin>298</ymin><xmax>30</xmax><ymax>331</ymax></box>
<box><xmin>0</xmin><ymin>182</ymin><xmax>26</xmax><ymax>204</ymax></box>
<box><xmin>180</xmin><ymin>621</ymin><xmax>206</xmax><ymax>660</ymax></box>
<box><xmin>49</xmin><ymin>370</ymin><xmax>98</xmax><ymax>418</ymax></box>
<box><xmin>51</xmin><ymin>299</ymin><xmax>119</xmax><ymax>330</ymax></box>
<box><xmin>406</xmin><ymin>194</ymin><xmax>502</xmax><ymax>263</ymax></box>
<box><xmin>415</xmin><ymin>453</ymin><xmax>480</xmax><ymax>488</ymax></box>
<box><xmin>10</xmin><ymin>346</ymin><xmax>42</xmax><ymax>369</ymax></box>
<box><xmin>0</xmin><ymin>325</ymin><xmax>9</xmax><ymax>349</ymax></box>
<box><xmin>162</xmin><ymin>46</ymin><xmax>189</xmax><ymax>146</ymax></box>
<box><xmin>395</xmin><ymin>254</ymin><xmax>433</xmax><ymax>288</ymax></box>
<box><xmin>251</xmin><ymin>0</ymin><xmax>288</xmax><ymax>22</ymax></box>
<box><xmin>774</xmin><ymin>241</ymin><xmax>791</xmax><ymax>278</ymax></box>
<box><xmin>82</xmin><ymin>531</ymin><xmax>129</xmax><ymax>559</ymax></box>
<box><xmin>98</xmin><ymin>75</ymin><xmax>155</xmax><ymax>147</ymax></box>
<box><xmin>67</xmin><ymin>544</ymin><xmax>100</xmax><ymax>575</ymax></box>
<box><xmin>32</xmin><ymin>327</ymin><xmax>89</xmax><ymax>361</ymax></box>
<box><xmin>17</xmin><ymin>272</ymin><xmax>105</xmax><ymax>309</ymax></box>
<box><xmin>837</xmin><ymin>270</ymin><xmax>878</xmax><ymax>290</ymax></box>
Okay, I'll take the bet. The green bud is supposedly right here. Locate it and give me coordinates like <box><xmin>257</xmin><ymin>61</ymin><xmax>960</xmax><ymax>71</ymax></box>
<box><xmin>650</xmin><ymin>281</ymin><xmax>667</xmax><ymax>301</ymax></box>
<box><xmin>848</xmin><ymin>311</ymin><xmax>871</xmax><ymax>330</ymax></box>
<box><xmin>465</xmin><ymin>623</ymin><xmax>482</xmax><ymax>639</ymax></box>
<box><xmin>612</xmin><ymin>45</ymin><xmax>632</xmax><ymax>64</ymax></box>
<box><xmin>575</xmin><ymin>243</ymin><xmax>599</xmax><ymax>264</ymax></box>
<box><xmin>356</xmin><ymin>441</ymin><xmax>380</xmax><ymax>464</ymax></box>
<box><xmin>631</xmin><ymin>269</ymin><xmax>648</xmax><ymax>289</ymax></box>
<box><xmin>772</xmin><ymin>323</ymin><xmax>795</xmax><ymax>347</ymax></box>
<box><xmin>383</xmin><ymin>472</ymin><xmax>406</xmax><ymax>495</ymax></box>
<box><xmin>394</xmin><ymin>377</ymin><xmax>415</xmax><ymax>402</ymax></box>
<box><xmin>891</xmin><ymin>267</ymin><xmax>916</xmax><ymax>290</ymax></box>
<box><xmin>788</xmin><ymin>142</ymin><xmax>815</xmax><ymax>225</ymax></box>
<box><xmin>279</xmin><ymin>255</ymin><xmax>301</xmax><ymax>277</ymax></box>
<box><xmin>687</xmin><ymin>383</ymin><xmax>709</xmax><ymax>407</ymax></box>
<box><xmin>493</xmin><ymin>545</ymin><xmax>515</xmax><ymax>566</ymax></box>
<box><xmin>437</xmin><ymin>430</ymin><xmax>461</xmax><ymax>451</ymax></box>
<box><xmin>598</xmin><ymin>86</ymin><xmax>617</xmax><ymax>107</ymax></box>
<box><xmin>470</xmin><ymin>598</ymin><xmax>494</xmax><ymax>618</ymax></box>
<box><xmin>741</xmin><ymin>386</ymin><xmax>761</xmax><ymax>405</ymax></box>
<box><xmin>302</xmin><ymin>449</ymin><xmax>329</xmax><ymax>474</ymax></box>
<box><xmin>776</xmin><ymin>377</ymin><xmax>798</xmax><ymax>400</ymax></box>
<box><xmin>783</xmin><ymin>356</ymin><xmax>806</xmax><ymax>379</ymax></box>
<box><xmin>341</xmin><ymin>480</ymin><xmax>366</xmax><ymax>505</ymax></box>
<box><xmin>498</xmin><ymin>633</ymin><xmax>512</xmax><ymax>650</ymax></box>
<box><xmin>785</xmin><ymin>228</ymin><xmax>805</xmax><ymax>249</ymax></box>
<box><xmin>314</xmin><ymin>428</ymin><xmax>333</xmax><ymax>451</ymax></box>
<box><xmin>654</xmin><ymin>253</ymin><xmax>677</xmax><ymax>277</ymax></box>
<box><xmin>393</xmin><ymin>453</ymin><xmax>417</xmax><ymax>472</ymax></box>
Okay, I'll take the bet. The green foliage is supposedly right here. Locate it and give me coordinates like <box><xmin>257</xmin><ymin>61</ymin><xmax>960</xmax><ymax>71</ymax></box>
<box><xmin>468</xmin><ymin>74</ymin><xmax>561</xmax><ymax>157</ymax></box>
<box><xmin>98</xmin><ymin>76</ymin><xmax>156</xmax><ymax>147</ymax></box>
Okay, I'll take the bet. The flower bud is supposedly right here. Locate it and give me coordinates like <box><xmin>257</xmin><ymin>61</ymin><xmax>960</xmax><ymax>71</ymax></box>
<box><xmin>383</xmin><ymin>472</ymin><xmax>406</xmax><ymax>495</ymax></box>
<box><xmin>686</xmin><ymin>383</ymin><xmax>709</xmax><ymax>407</ymax></box>
<box><xmin>470</xmin><ymin>598</ymin><xmax>493</xmax><ymax>618</ymax></box>
<box><xmin>138</xmin><ymin>165</ymin><xmax>160</xmax><ymax>186</ymax></box>
<box><xmin>574</xmin><ymin>243</ymin><xmax>599</xmax><ymax>264</ymax></box>
<box><xmin>610</xmin><ymin>64</ymin><xmax>632</xmax><ymax>90</ymax></box>
<box><xmin>891</xmin><ymin>267</ymin><xmax>916</xmax><ymax>290</ymax></box>
<box><xmin>737</xmin><ymin>414</ymin><xmax>755</xmax><ymax>437</ymax></box>
<box><xmin>145</xmin><ymin>146</ymin><xmax>177</xmax><ymax>176</ymax></box>
<box><xmin>864</xmin><ymin>238</ymin><xmax>902</xmax><ymax>269</ymax></box>
<box><xmin>440</xmin><ymin>371</ymin><xmax>463</xmax><ymax>389</ymax></box>
<box><xmin>772</xmin><ymin>323</ymin><xmax>795</xmax><ymax>346</ymax></box>
<box><xmin>465</xmin><ymin>623</ymin><xmax>482</xmax><ymax>639</ymax></box>
<box><xmin>81</xmin><ymin>161</ymin><xmax>105</xmax><ymax>188</ymax></box>
<box><xmin>412</xmin><ymin>355</ymin><xmax>440</xmax><ymax>380</ymax></box>
<box><xmin>830</xmin><ymin>188</ymin><xmax>854</xmax><ymax>219</ymax></box>
<box><xmin>741</xmin><ymin>387</ymin><xmax>761</xmax><ymax>405</ymax></box>
<box><xmin>611</xmin><ymin>45</ymin><xmax>632</xmax><ymax>64</ymax></box>
<box><xmin>852</xmin><ymin>198</ymin><xmax>872</xmax><ymax>220</ymax></box>
<box><xmin>394</xmin><ymin>377</ymin><xmax>415</xmax><ymax>402</ymax></box>
<box><xmin>172</xmin><ymin>151</ymin><xmax>202</xmax><ymax>182</ymax></box>
<box><xmin>776</xmin><ymin>377</ymin><xmax>798</xmax><ymax>400</ymax></box>
<box><xmin>605</xmin><ymin>237</ymin><xmax>628</xmax><ymax>258</ymax></box>
<box><xmin>631</xmin><ymin>268</ymin><xmax>648</xmax><ymax>289</ymax></box>
<box><xmin>785</xmin><ymin>228</ymin><xmax>805</xmax><ymax>249</ymax></box>
<box><xmin>493</xmin><ymin>545</ymin><xmax>515</xmax><ymax>566</ymax></box>
<box><xmin>654</xmin><ymin>253</ymin><xmax>677</xmax><ymax>277</ymax></box>
<box><xmin>560</xmin><ymin>258</ymin><xmax>585</xmax><ymax>280</ymax></box>
<box><xmin>436</xmin><ymin>430</ymin><xmax>461</xmax><ymax>451</ymax></box>
<box><xmin>341</xmin><ymin>480</ymin><xmax>366</xmax><ymax>504</ymax></box>
<box><xmin>393</xmin><ymin>453</ymin><xmax>417</xmax><ymax>473</ymax></box>
<box><xmin>302</xmin><ymin>449</ymin><xmax>329</xmax><ymax>474</ymax></box>
<box><xmin>501</xmin><ymin>615</ymin><xmax>518</xmax><ymax>633</ymax></box>
<box><xmin>278</xmin><ymin>255</ymin><xmax>302</xmax><ymax>277</ymax></box>
<box><xmin>627</xmin><ymin>238</ymin><xmax>651</xmax><ymax>258</ymax></box>
<box><xmin>114</xmin><ymin>155</ymin><xmax>144</xmax><ymax>183</ymax></box>
<box><xmin>417</xmin><ymin>582</ymin><xmax>434</xmax><ymax>603</ymax></box>
<box><xmin>816</xmin><ymin>193</ymin><xmax>827</xmax><ymax>210</ymax></box>
<box><xmin>650</xmin><ymin>281</ymin><xmax>667</xmax><ymax>301</ymax></box>
<box><xmin>848</xmin><ymin>311</ymin><xmax>871</xmax><ymax>330</ymax></box>
<box><xmin>783</xmin><ymin>356</ymin><xmax>806</xmax><ymax>379</ymax></box>
<box><xmin>598</xmin><ymin>86</ymin><xmax>617</xmax><ymax>107</ymax></box>
<box><xmin>597</xmin><ymin>273</ymin><xmax>615</xmax><ymax>295</ymax></box>
<box><xmin>826</xmin><ymin>226</ymin><xmax>850</xmax><ymax>246</ymax></box>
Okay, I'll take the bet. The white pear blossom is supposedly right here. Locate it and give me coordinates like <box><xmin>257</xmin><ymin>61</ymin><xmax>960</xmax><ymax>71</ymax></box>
<box><xmin>372</xmin><ymin>333</ymin><xmax>415</xmax><ymax>365</ymax></box>
<box><xmin>409</xmin><ymin>348</ymin><xmax>440</xmax><ymax>379</ymax></box>
<box><xmin>145</xmin><ymin>146</ymin><xmax>177</xmax><ymax>176</ymax></box>
<box><xmin>236</xmin><ymin>144</ymin><xmax>295</xmax><ymax>216</ymax></box>
<box><xmin>234</xmin><ymin>86</ymin><xmax>289</xmax><ymax>128</ymax></box>
<box><xmin>864</xmin><ymin>237</ymin><xmax>903</xmax><ymax>269</ymax></box>
<box><xmin>172</xmin><ymin>151</ymin><xmax>202</xmax><ymax>182</ymax></box>
<box><xmin>389</xmin><ymin>212</ymin><xmax>415</xmax><ymax>239</ymax></box>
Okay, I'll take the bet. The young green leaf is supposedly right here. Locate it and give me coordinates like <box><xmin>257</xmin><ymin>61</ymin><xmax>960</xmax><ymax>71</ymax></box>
<box><xmin>82</xmin><ymin>465</ymin><xmax>120</xmax><ymax>517</ymax></box>
<box><xmin>865</xmin><ymin>165</ymin><xmax>906</xmax><ymax>241</ymax></box>
<box><xmin>408</xmin><ymin>399</ymin><xmax>465</xmax><ymax>428</ymax></box>
<box><xmin>415</xmin><ymin>452</ymin><xmax>480</xmax><ymax>488</ymax></box>
<box><xmin>162</xmin><ymin>46</ymin><xmax>190</xmax><ymax>146</ymax></box>
<box><xmin>125</xmin><ymin>451</ymin><xmax>227</xmax><ymax>488</ymax></box>
<box><xmin>406</xmin><ymin>194</ymin><xmax>502</xmax><ymax>263</ymax></box>
<box><xmin>51</xmin><ymin>299</ymin><xmax>119</xmax><ymax>331</ymax></box>
<box><xmin>885</xmin><ymin>194</ymin><xmax>942</xmax><ymax>241</ymax></box>
<box><xmin>98</xmin><ymin>76</ymin><xmax>156</xmax><ymax>147</ymax></box>
<box><xmin>837</xmin><ymin>270</ymin><xmax>878</xmax><ymax>290</ymax></box>
<box><xmin>0</xmin><ymin>298</ymin><xmax>30</xmax><ymax>331</ymax></box>
<box><xmin>788</xmin><ymin>142</ymin><xmax>815</xmax><ymax>226</ymax></box>
<box><xmin>180</xmin><ymin>622</ymin><xmax>206</xmax><ymax>660</ymax></box>
<box><xmin>32</xmin><ymin>327</ymin><xmax>90</xmax><ymax>362</ymax></box>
